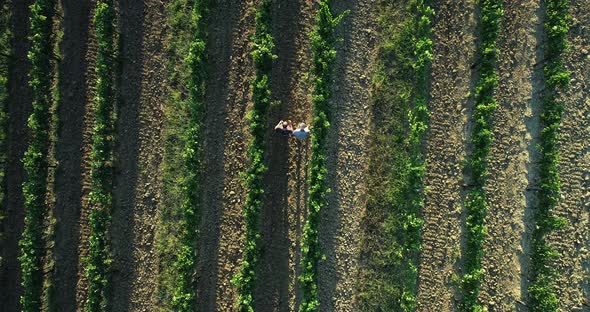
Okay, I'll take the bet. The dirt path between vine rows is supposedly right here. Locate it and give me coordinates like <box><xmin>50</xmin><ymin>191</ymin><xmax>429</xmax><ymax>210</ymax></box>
<box><xmin>52</xmin><ymin>0</ymin><xmax>92</xmax><ymax>310</ymax></box>
<box><xmin>415</xmin><ymin>1</ymin><xmax>477</xmax><ymax>311</ymax></box>
<box><xmin>196</xmin><ymin>0</ymin><xmax>239</xmax><ymax>309</ymax></box>
<box><xmin>73</xmin><ymin>0</ymin><xmax>97</xmax><ymax>308</ymax></box>
<box><xmin>0</xmin><ymin>1</ymin><xmax>33</xmax><ymax>311</ymax></box>
<box><xmin>110</xmin><ymin>0</ymin><xmax>166</xmax><ymax>310</ymax></box>
<box><xmin>195</xmin><ymin>1</ymin><xmax>256</xmax><ymax>310</ymax></box>
<box><xmin>318</xmin><ymin>1</ymin><xmax>376</xmax><ymax>311</ymax></box>
<box><xmin>253</xmin><ymin>0</ymin><xmax>315</xmax><ymax>311</ymax></box>
<box><xmin>478</xmin><ymin>1</ymin><xmax>539</xmax><ymax>310</ymax></box>
<box><xmin>549</xmin><ymin>1</ymin><xmax>590</xmax><ymax>310</ymax></box>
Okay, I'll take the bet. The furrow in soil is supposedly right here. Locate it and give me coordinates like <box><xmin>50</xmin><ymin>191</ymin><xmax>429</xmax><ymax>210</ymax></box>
<box><xmin>254</xmin><ymin>0</ymin><xmax>315</xmax><ymax>311</ymax></box>
<box><xmin>111</xmin><ymin>0</ymin><xmax>165</xmax><ymax>310</ymax></box>
<box><xmin>197</xmin><ymin>0</ymin><xmax>239</xmax><ymax>309</ymax></box>
<box><xmin>478</xmin><ymin>1</ymin><xmax>539</xmax><ymax>310</ymax></box>
<box><xmin>0</xmin><ymin>1</ymin><xmax>33</xmax><ymax>311</ymax></box>
<box><xmin>74</xmin><ymin>1</ymin><xmax>98</xmax><ymax>309</ymax></box>
<box><xmin>52</xmin><ymin>1</ymin><xmax>92</xmax><ymax>310</ymax></box>
<box><xmin>416</xmin><ymin>1</ymin><xmax>477</xmax><ymax>311</ymax></box>
<box><xmin>207</xmin><ymin>1</ymin><xmax>256</xmax><ymax>310</ymax></box>
<box><xmin>283</xmin><ymin>1</ymin><xmax>315</xmax><ymax>310</ymax></box>
<box><xmin>548</xmin><ymin>1</ymin><xmax>590</xmax><ymax>310</ymax></box>
<box><xmin>318</xmin><ymin>1</ymin><xmax>376</xmax><ymax>311</ymax></box>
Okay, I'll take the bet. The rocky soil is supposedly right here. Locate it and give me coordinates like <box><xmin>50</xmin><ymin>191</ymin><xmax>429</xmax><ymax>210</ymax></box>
<box><xmin>199</xmin><ymin>1</ymin><xmax>255</xmax><ymax>310</ymax></box>
<box><xmin>416</xmin><ymin>1</ymin><xmax>477</xmax><ymax>311</ymax></box>
<box><xmin>478</xmin><ymin>1</ymin><xmax>540</xmax><ymax>310</ymax></box>
<box><xmin>110</xmin><ymin>0</ymin><xmax>166</xmax><ymax>310</ymax></box>
<box><xmin>549</xmin><ymin>1</ymin><xmax>590</xmax><ymax>310</ymax></box>
<box><xmin>318</xmin><ymin>0</ymin><xmax>376</xmax><ymax>311</ymax></box>
<box><xmin>53</xmin><ymin>0</ymin><xmax>92</xmax><ymax>311</ymax></box>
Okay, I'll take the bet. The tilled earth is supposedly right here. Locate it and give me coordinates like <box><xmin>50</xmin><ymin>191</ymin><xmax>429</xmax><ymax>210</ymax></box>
<box><xmin>1</xmin><ymin>0</ymin><xmax>589</xmax><ymax>311</ymax></box>
<box><xmin>318</xmin><ymin>1</ymin><xmax>376</xmax><ymax>311</ymax></box>
<box><xmin>253</xmin><ymin>0</ymin><xmax>315</xmax><ymax>311</ymax></box>
<box><xmin>550</xmin><ymin>1</ymin><xmax>590</xmax><ymax>310</ymax></box>
<box><xmin>54</xmin><ymin>0</ymin><xmax>93</xmax><ymax>311</ymax></box>
<box><xmin>203</xmin><ymin>1</ymin><xmax>255</xmax><ymax>310</ymax></box>
<box><xmin>416</xmin><ymin>1</ymin><xmax>477</xmax><ymax>310</ymax></box>
<box><xmin>479</xmin><ymin>1</ymin><xmax>540</xmax><ymax>310</ymax></box>
<box><xmin>110</xmin><ymin>0</ymin><xmax>166</xmax><ymax>310</ymax></box>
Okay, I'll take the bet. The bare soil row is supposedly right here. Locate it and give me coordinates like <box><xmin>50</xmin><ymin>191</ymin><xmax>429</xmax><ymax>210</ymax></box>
<box><xmin>110</xmin><ymin>0</ymin><xmax>166</xmax><ymax>310</ymax></box>
<box><xmin>478</xmin><ymin>1</ymin><xmax>540</xmax><ymax>310</ymax></box>
<box><xmin>416</xmin><ymin>1</ymin><xmax>477</xmax><ymax>310</ymax></box>
<box><xmin>53</xmin><ymin>1</ymin><xmax>93</xmax><ymax>311</ymax></box>
<box><xmin>195</xmin><ymin>0</ymin><xmax>242</xmax><ymax>310</ymax></box>
<box><xmin>253</xmin><ymin>0</ymin><xmax>315</xmax><ymax>311</ymax></box>
<box><xmin>318</xmin><ymin>1</ymin><xmax>376</xmax><ymax>311</ymax></box>
<box><xmin>201</xmin><ymin>1</ymin><xmax>255</xmax><ymax>310</ymax></box>
<box><xmin>549</xmin><ymin>0</ymin><xmax>590</xmax><ymax>310</ymax></box>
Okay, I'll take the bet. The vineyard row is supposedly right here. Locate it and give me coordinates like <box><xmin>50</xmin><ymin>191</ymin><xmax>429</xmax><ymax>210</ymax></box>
<box><xmin>84</xmin><ymin>0</ymin><xmax>117</xmax><ymax>311</ymax></box>
<box><xmin>299</xmin><ymin>1</ymin><xmax>346</xmax><ymax>311</ymax></box>
<box><xmin>168</xmin><ymin>0</ymin><xmax>208</xmax><ymax>310</ymax></box>
<box><xmin>528</xmin><ymin>0</ymin><xmax>571</xmax><ymax>310</ymax></box>
<box><xmin>460</xmin><ymin>0</ymin><xmax>503</xmax><ymax>310</ymax></box>
<box><xmin>19</xmin><ymin>0</ymin><xmax>55</xmax><ymax>310</ymax></box>
<box><xmin>232</xmin><ymin>0</ymin><xmax>275</xmax><ymax>310</ymax></box>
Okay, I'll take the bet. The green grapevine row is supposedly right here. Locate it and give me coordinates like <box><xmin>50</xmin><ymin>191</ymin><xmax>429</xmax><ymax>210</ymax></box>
<box><xmin>299</xmin><ymin>1</ymin><xmax>346</xmax><ymax>311</ymax></box>
<box><xmin>528</xmin><ymin>0</ymin><xmax>570</xmax><ymax>310</ymax></box>
<box><xmin>400</xmin><ymin>0</ymin><xmax>434</xmax><ymax>310</ymax></box>
<box><xmin>84</xmin><ymin>0</ymin><xmax>116</xmax><ymax>311</ymax></box>
<box><xmin>19</xmin><ymin>0</ymin><xmax>55</xmax><ymax>310</ymax></box>
<box><xmin>461</xmin><ymin>0</ymin><xmax>503</xmax><ymax>310</ymax></box>
<box><xmin>170</xmin><ymin>0</ymin><xmax>208</xmax><ymax>310</ymax></box>
<box><xmin>232</xmin><ymin>0</ymin><xmax>275</xmax><ymax>310</ymax></box>
<box><xmin>155</xmin><ymin>0</ymin><xmax>207</xmax><ymax>309</ymax></box>
<box><xmin>356</xmin><ymin>1</ymin><xmax>432</xmax><ymax>309</ymax></box>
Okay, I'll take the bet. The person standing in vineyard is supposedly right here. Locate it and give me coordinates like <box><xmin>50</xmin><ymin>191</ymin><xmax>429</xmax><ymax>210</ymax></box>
<box><xmin>292</xmin><ymin>122</ymin><xmax>310</xmax><ymax>141</ymax></box>
<box><xmin>275</xmin><ymin>120</ymin><xmax>294</xmax><ymax>136</ymax></box>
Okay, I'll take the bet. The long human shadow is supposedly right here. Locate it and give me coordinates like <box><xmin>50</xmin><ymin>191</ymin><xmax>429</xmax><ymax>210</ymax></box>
<box><xmin>293</xmin><ymin>140</ymin><xmax>309</xmax><ymax>312</ymax></box>
<box><xmin>52</xmin><ymin>1</ymin><xmax>91</xmax><ymax>311</ymax></box>
<box><xmin>253</xmin><ymin>0</ymin><xmax>305</xmax><ymax>310</ymax></box>
<box><xmin>1</xmin><ymin>1</ymin><xmax>33</xmax><ymax>311</ymax></box>
<box><xmin>195</xmin><ymin>0</ymin><xmax>235</xmax><ymax>310</ymax></box>
<box><xmin>109</xmin><ymin>0</ymin><xmax>144</xmax><ymax>311</ymax></box>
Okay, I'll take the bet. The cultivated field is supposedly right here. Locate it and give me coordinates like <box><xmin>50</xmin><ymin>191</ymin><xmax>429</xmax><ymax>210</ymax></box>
<box><xmin>0</xmin><ymin>0</ymin><xmax>588</xmax><ymax>311</ymax></box>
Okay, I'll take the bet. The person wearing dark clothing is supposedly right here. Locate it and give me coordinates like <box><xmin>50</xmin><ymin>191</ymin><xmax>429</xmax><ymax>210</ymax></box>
<box><xmin>275</xmin><ymin>120</ymin><xmax>293</xmax><ymax>136</ymax></box>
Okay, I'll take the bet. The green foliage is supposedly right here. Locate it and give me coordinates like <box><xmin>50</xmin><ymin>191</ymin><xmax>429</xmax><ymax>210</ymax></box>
<box><xmin>299</xmin><ymin>2</ymin><xmax>346</xmax><ymax>311</ymax></box>
<box><xmin>84</xmin><ymin>1</ymin><xmax>115</xmax><ymax>311</ymax></box>
<box><xmin>232</xmin><ymin>1</ymin><xmax>275</xmax><ymax>310</ymax></box>
<box><xmin>400</xmin><ymin>1</ymin><xmax>433</xmax><ymax>310</ymax></box>
<box><xmin>19</xmin><ymin>1</ymin><xmax>55</xmax><ymax>311</ymax></box>
<box><xmin>460</xmin><ymin>1</ymin><xmax>503</xmax><ymax>311</ymax></box>
<box><xmin>166</xmin><ymin>0</ymin><xmax>208</xmax><ymax>310</ymax></box>
<box><xmin>155</xmin><ymin>0</ymin><xmax>198</xmax><ymax>310</ymax></box>
<box><xmin>356</xmin><ymin>1</ymin><xmax>433</xmax><ymax>310</ymax></box>
<box><xmin>0</xmin><ymin>0</ymin><xmax>12</xmax><ymax>269</ymax></box>
<box><xmin>527</xmin><ymin>1</ymin><xmax>570</xmax><ymax>310</ymax></box>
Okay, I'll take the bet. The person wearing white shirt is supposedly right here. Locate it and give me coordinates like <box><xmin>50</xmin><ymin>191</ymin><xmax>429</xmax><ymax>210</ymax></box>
<box><xmin>292</xmin><ymin>123</ymin><xmax>310</xmax><ymax>141</ymax></box>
